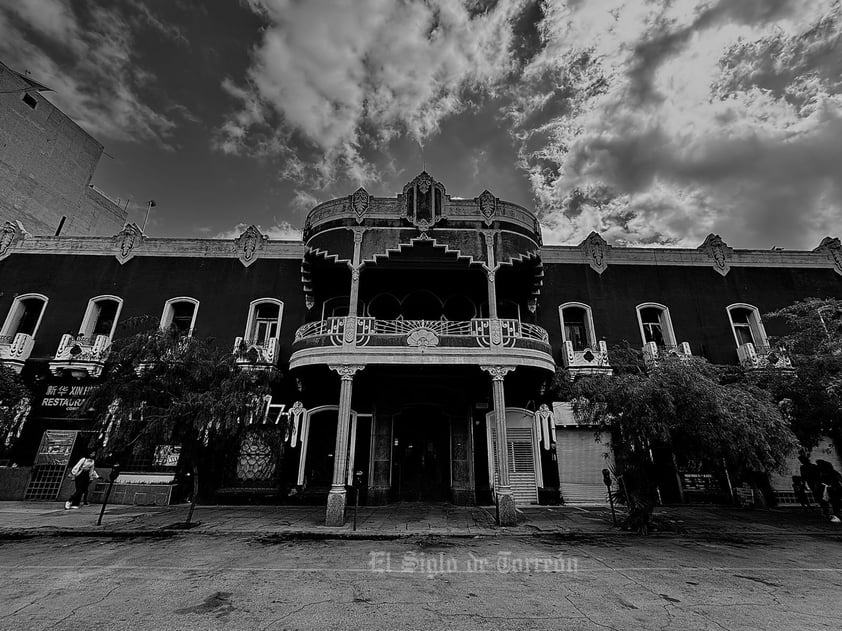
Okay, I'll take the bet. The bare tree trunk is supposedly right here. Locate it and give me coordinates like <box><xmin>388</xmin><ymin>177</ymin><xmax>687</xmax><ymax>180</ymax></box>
<box><xmin>185</xmin><ymin>461</ymin><xmax>199</xmax><ymax>525</ymax></box>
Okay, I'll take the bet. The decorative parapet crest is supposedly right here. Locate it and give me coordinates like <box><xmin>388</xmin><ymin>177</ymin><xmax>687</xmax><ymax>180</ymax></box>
<box><xmin>406</xmin><ymin>327</ymin><xmax>439</xmax><ymax>348</ymax></box>
<box><xmin>113</xmin><ymin>223</ymin><xmax>144</xmax><ymax>264</ymax></box>
<box><xmin>814</xmin><ymin>236</ymin><xmax>842</xmax><ymax>275</ymax></box>
<box><xmin>534</xmin><ymin>403</ymin><xmax>556</xmax><ymax>450</ymax></box>
<box><xmin>580</xmin><ymin>232</ymin><xmax>610</xmax><ymax>274</ymax></box>
<box><xmin>698</xmin><ymin>233</ymin><xmax>733</xmax><ymax>276</ymax></box>
<box><xmin>234</xmin><ymin>225</ymin><xmax>268</xmax><ymax>267</ymax></box>
<box><xmin>0</xmin><ymin>220</ymin><xmax>29</xmax><ymax>261</ymax></box>
<box><xmin>477</xmin><ymin>190</ymin><xmax>497</xmax><ymax>225</ymax></box>
<box><xmin>351</xmin><ymin>187</ymin><xmax>370</xmax><ymax>224</ymax></box>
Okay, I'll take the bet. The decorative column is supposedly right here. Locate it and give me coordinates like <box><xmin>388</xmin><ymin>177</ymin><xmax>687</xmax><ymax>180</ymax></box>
<box><xmin>481</xmin><ymin>230</ymin><xmax>503</xmax><ymax>347</ymax></box>
<box><xmin>325</xmin><ymin>364</ymin><xmax>364</xmax><ymax>526</ymax></box>
<box><xmin>343</xmin><ymin>228</ymin><xmax>365</xmax><ymax>347</ymax></box>
<box><xmin>482</xmin><ymin>365</ymin><xmax>517</xmax><ymax>526</ymax></box>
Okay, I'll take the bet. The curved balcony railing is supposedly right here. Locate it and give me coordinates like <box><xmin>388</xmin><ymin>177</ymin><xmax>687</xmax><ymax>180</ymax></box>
<box><xmin>294</xmin><ymin>316</ymin><xmax>550</xmax><ymax>350</ymax></box>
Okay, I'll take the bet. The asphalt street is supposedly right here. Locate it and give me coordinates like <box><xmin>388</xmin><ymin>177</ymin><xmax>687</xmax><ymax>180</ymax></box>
<box><xmin>1</xmin><ymin>532</ymin><xmax>840</xmax><ymax>630</ymax></box>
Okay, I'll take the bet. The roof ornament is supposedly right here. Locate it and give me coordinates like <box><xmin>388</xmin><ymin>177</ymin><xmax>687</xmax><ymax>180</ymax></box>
<box><xmin>0</xmin><ymin>220</ymin><xmax>29</xmax><ymax>261</ymax></box>
<box><xmin>580</xmin><ymin>232</ymin><xmax>610</xmax><ymax>274</ymax></box>
<box><xmin>698</xmin><ymin>233</ymin><xmax>732</xmax><ymax>276</ymax></box>
<box><xmin>234</xmin><ymin>224</ymin><xmax>267</xmax><ymax>267</ymax></box>
<box><xmin>113</xmin><ymin>223</ymin><xmax>144</xmax><ymax>265</ymax></box>
<box><xmin>814</xmin><ymin>236</ymin><xmax>842</xmax><ymax>275</ymax></box>
<box><xmin>351</xmin><ymin>187</ymin><xmax>370</xmax><ymax>224</ymax></box>
<box><xmin>477</xmin><ymin>189</ymin><xmax>497</xmax><ymax>225</ymax></box>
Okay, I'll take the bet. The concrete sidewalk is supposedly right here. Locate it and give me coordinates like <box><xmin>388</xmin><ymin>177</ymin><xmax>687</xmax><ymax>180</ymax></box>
<box><xmin>0</xmin><ymin>500</ymin><xmax>839</xmax><ymax>539</ymax></box>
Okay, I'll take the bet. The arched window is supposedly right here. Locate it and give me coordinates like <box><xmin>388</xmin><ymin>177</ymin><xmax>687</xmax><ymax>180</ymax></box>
<box><xmin>78</xmin><ymin>295</ymin><xmax>123</xmax><ymax>341</ymax></box>
<box><xmin>402</xmin><ymin>290</ymin><xmax>443</xmax><ymax>320</ymax></box>
<box><xmin>497</xmin><ymin>300</ymin><xmax>521</xmax><ymax>321</ymax></box>
<box><xmin>161</xmin><ymin>297</ymin><xmax>199</xmax><ymax>336</ymax></box>
<box><xmin>636</xmin><ymin>303</ymin><xmax>676</xmax><ymax>347</ymax></box>
<box><xmin>727</xmin><ymin>304</ymin><xmax>767</xmax><ymax>348</ymax></box>
<box><xmin>367</xmin><ymin>293</ymin><xmax>401</xmax><ymax>320</ymax></box>
<box><xmin>1</xmin><ymin>293</ymin><xmax>48</xmax><ymax>339</ymax></box>
<box><xmin>243</xmin><ymin>299</ymin><xmax>283</xmax><ymax>346</ymax></box>
<box><xmin>322</xmin><ymin>296</ymin><xmax>350</xmax><ymax>320</ymax></box>
<box><xmin>559</xmin><ymin>302</ymin><xmax>596</xmax><ymax>351</ymax></box>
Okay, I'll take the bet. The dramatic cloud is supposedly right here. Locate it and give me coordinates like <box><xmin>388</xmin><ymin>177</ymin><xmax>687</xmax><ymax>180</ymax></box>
<box><xmin>0</xmin><ymin>0</ymin><xmax>183</xmax><ymax>146</ymax></box>
<box><xmin>217</xmin><ymin>0</ymin><xmax>527</xmax><ymax>187</ymax></box>
<box><xmin>512</xmin><ymin>0</ymin><xmax>842</xmax><ymax>248</ymax></box>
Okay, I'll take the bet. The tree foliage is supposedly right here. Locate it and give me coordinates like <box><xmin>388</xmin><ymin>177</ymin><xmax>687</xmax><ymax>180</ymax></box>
<box><xmin>86</xmin><ymin>321</ymin><xmax>281</xmax><ymax>520</ymax></box>
<box><xmin>0</xmin><ymin>365</ymin><xmax>30</xmax><ymax>455</ymax></box>
<box><xmin>552</xmin><ymin>355</ymin><xmax>796</xmax><ymax>532</ymax></box>
<box><xmin>762</xmin><ymin>297</ymin><xmax>842</xmax><ymax>447</ymax></box>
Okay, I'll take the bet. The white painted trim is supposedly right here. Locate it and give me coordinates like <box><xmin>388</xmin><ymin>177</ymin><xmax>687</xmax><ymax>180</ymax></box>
<box><xmin>635</xmin><ymin>302</ymin><xmax>677</xmax><ymax>347</ymax></box>
<box><xmin>726</xmin><ymin>303</ymin><xmax>768</xmax><ymax>348</ymax></box>
<box><xmin>296</xmin><ymin>405</ymin><xmax>359</xmax><ymax>487</ymax></box>
<box><xmin>559</xmin><ymin>302</ymin><xmax>597</xmax><ymax>347</ymax></box>
<box><xmin>160</xmin><ymin>296</ymin><xmax>199</xmax><ymax>337</ymax></box>
<box><xmin>78</xmin><ymin>295</ymin><xmax>123</xmax><ymax>341</ymax></box>
<box><xmin>1</xmin><ymin>292</ymin><xmax>48</xmax><ymax>338</ymax></box>
<box><xmin>242</xmin><ymin>298</ymin><xmax>284</xmax><ymax>341</ymax></box>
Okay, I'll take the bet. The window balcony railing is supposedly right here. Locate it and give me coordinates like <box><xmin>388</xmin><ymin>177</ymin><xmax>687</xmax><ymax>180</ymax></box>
<box><xmin>737</xmin><ymin>343</ymin><xmax>793</xmax><ymax>371</ymax></box>
<box><xmin>561</xmin><ymin>340</ymin><xmax>612</xmax><ymax>374</ymax></box>
<box><xmin>293</xmin><ymin>316</ymin><xmax>550</xmax><ymax>351</ymax></box>
<box><xmin>0</xmin><ymin>333</ymin><xmax>35</xmax><ymax>373</ymax></box>
<box><xmin>49</xmin><ymin>334</ymin><xmax>111</xmax><ymax>378</ymax></box>
<box><xmin>642</xmin><ymin>341</ymin><xmax>692</xmax><ymax>370</ymax></box>
<box><xmin>233</xmin><ymin>336</ymin><xmax>279</xmax><ymax>369</ymax></box>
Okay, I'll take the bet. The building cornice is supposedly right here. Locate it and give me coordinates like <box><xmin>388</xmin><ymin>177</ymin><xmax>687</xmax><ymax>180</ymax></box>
<box><xmin>1</xmin><ymin>223</ymin><xmax>840</xmax><ymax>276</ymax></box>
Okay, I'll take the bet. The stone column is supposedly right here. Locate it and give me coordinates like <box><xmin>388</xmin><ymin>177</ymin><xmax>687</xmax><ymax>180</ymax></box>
<box><xmin>481</xmin><ymin>230</ymin><xmax>503</xmax><ymax>348</ymax></box>
<box><xmin>325</xmin><ymin>364</ymin><xmax>363</xmax><ymax>526</ymax></box>
<box><xmin>482</xmin><ymin>365</ymin><xmax>516</xmax><ymax>526</ymax></box>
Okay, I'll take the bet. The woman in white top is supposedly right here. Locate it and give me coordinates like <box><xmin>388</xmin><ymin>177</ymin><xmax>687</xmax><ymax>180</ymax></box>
<box><xmin>65</xmin><ymin>450</ymin><xmax>99</xmax><ymax>509</ymax></box>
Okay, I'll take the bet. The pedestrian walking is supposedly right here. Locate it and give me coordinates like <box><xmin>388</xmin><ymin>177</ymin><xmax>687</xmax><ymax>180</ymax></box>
<box><xmin>65</xmin><ymin>451</ymin><xmax>99</xmax><ymax>509</ymax></box>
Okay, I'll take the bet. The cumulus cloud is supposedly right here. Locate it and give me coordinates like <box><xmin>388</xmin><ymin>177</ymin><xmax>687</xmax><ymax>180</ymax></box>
<box><xmin>217</xmin><ymin>0</ymin><xmax>527</xmax><ymax>188</ymax></box>
<box><xmin>511</xmin><ymin>0</ymin><xmax>842</xmax><ymax>248</ymax></box>
<box><xmin>216</xmin><ymin>221</ymin><xmax>303</xmax><ymax>241</ymax></box>
<box><xmin>0</xmin><ymin>0</ymin><xmax>182</xmax><ymax>146</ymax></box>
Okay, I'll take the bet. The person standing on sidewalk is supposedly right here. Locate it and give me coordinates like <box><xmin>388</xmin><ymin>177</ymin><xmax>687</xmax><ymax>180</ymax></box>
<box><xmin>65</xmin><ymin>451</ymin><xmax>99</xmax><ymax>509</ymax></box>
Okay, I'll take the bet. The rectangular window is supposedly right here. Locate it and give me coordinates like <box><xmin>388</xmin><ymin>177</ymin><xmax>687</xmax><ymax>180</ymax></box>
<box><xmin>22</xmin><ymin>93</ymin><xmax>37</xmax><ymax>109</ymax></box>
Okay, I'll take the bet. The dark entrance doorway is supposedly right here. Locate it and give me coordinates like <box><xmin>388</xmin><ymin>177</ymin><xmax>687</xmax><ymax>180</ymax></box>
<box><xmin>393</xmin><ymin>407</ymin><xmax>450</xmax><ymax>501</ymax></box>
<box><xmin>304</xmin><ymin>411</ymin><xmax>338</xmax><ymax>491</ymax></box>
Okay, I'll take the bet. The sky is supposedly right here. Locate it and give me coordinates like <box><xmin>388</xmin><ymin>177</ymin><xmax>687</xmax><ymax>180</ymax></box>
<box><xmin>1</xmin><ymin>0</ymin><xmax>841</xmax><ymax>249</ymax></box>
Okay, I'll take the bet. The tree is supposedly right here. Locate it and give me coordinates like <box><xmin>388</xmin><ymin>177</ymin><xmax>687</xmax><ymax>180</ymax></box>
<box><xmin>555</xmin><ymin>355</ymin><xmax>796</xmax><ymax>533</ymax></box>
<box><xmin>0</xmin><ymin>365</ymin><xmax>30</xmax><ymax>459</ymax></box>
<box><xmin>761</xmin><ymin>297</ymin><xmax>842</xmax><ymax>448</ymax></box>
<box><xmin>86</xmin><ymin>321</ymin><xmax>281</xmax><ymax>524</ymax></box>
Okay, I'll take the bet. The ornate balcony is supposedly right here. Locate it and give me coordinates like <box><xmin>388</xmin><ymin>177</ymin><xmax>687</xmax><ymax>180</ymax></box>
<box><xmin>561</xmin><ymin>340</ymin><xmax>612</xmax><ymax>375</ymax></box>
<box><xmin>290</xmin><ymin>317</ymin><xmax>555</xmax><ymax>372</ymax></box>
<box><xmin>0</xmin><ymin>333</ymin><xmax>35</xmax><ymax>373</ymax></box>
<box><xmin>49</xmin><ymin>334</ymin><xmax>110</xmax><ymax>378</ymax></box>
<box><xmin>233</xmin><ymin>337</ymin><xmax>279</xmax><ymax>371</ymax></box>
<box><xmin>642</xmin><ymin>341</ymin><xmax>692</xmax><ymax>370</ymax></box>
<box><xmin>737</xmin><ymin>343</ymin><xmax>793</xmax><ymax>371</ymax></box>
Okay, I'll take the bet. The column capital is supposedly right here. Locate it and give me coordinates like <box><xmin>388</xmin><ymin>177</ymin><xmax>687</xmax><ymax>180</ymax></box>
<box><xmin>352</xmin><ymin>226</ymin><xmax>366</xmax><ymax>243</ymax></box>
<box><xmin>329</xmin><ymin>364</ymin><xmax>365</xmax><ymax>380</ymax></box>
<box><xmin>481</xmin><ymin>365</ymin><xmax>515</xmax><ymax>381</ymax></box>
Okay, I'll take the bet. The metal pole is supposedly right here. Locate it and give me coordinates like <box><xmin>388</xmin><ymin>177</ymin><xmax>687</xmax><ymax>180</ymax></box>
<box><xmin>142</xmin><ymin>200</ymin><xmax>155</xmax><ymax>233</ymax></box>
<box><xmin>353</xmin><ymin>485</ymin><xmax>359</xmax><ymax>531</ymax></box>
<box><xmin>96</xmin><ymin>479</ymin><xmax>115</xmax><ymax>526</ymax></box>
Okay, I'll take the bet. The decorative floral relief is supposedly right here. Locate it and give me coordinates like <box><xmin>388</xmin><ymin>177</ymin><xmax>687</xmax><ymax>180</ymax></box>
<box><xmin>114</xmin><ymin>223</ymin><xmax>143</xmax><ymax>264</ymax></box>
<box><xmin>0</xmin><ymin>220</ymin><xmax>28</xmax><ymax>260</ymax></box>
<box><xmin>815</xmin><ymin>236</ymin><xmax>842</xmax><ymax>275</ymax></box>
<box><xmin>235</xmin><ymin>225</ymin><xmax>267</xmax><ymax>267</ymax></box>
<box><xmin>351</xmin><ymin>187</ymin><xmax>369</xmax><ymax>223</ymax></box>
<box><xmin>478</xmin><ymin>190</ymin><xmax>496</xmax><ymax>225</ymax></box>
<box><xmin>580</xmin><ymin>232</ymin><xmax>610</xmax><ymax>274</ymax></box>
<box><xmin>698</xmin><ymin>233</ymin><xmax>732</xmax><ymax>276</ymax></box>
<box><xmin>406</xmin><ymin>327</ymin><xmax>439</xmax><ymax>348</ymax></box>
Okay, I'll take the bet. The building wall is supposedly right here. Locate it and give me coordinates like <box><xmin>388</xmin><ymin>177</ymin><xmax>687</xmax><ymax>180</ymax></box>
<box><xmin>538</xmin><ymin>262</ymin><xmax>842</xmax><ymax>365</ymax></box>
<box><xmin>0</xmin><ymin>62</ymin><xmax>127</xmax><ymax>236</ymax></box>
<box><xmin>0</xmin><ymin>253</ymin><xmax>307</xmax><ymax>365</ymax></box>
